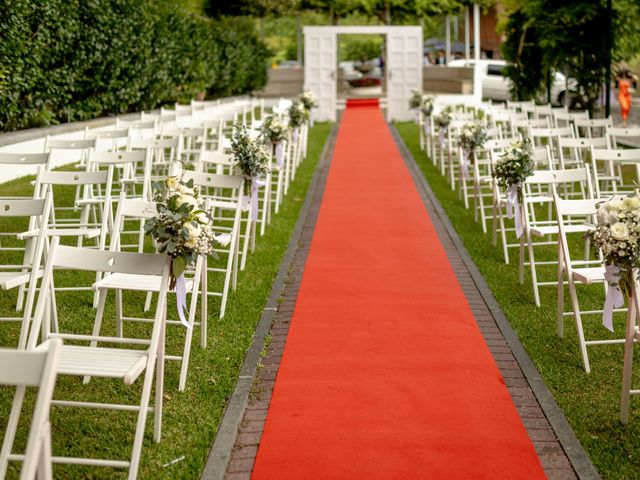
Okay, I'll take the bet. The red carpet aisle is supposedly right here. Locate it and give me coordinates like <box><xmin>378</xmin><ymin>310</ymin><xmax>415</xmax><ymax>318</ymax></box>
<box><xmin>251</xmin><ymin>103</ymin><xmax>546</xmax><ymax>479</ymax></box>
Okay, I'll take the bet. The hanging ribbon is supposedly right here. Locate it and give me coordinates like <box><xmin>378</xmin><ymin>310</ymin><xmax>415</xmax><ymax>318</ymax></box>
<box><xmin>293</xmin><ymin>128</ymin><xmax>299</xmax><ymax>143</ymax></box>
<box><xmin>439</xmin><ymin>127</ymin><xmax>446</xmax><ymax>148</ymax></box>
<box><xmin>214</xmin><ymin>233</ymin><xmax>232</xmax><ymax>247</ymax></box>
<box><xmin>415</xmin><ymin>111</ymin><xmax>420</xmax><ymax>124</ymax></box>
<box><xmin>603</xmin><ymin>265</ymin><xmax>625</xmax><ymax>332</ymax></box>
<box><xmin>242</xmin><ymin>177</ymin><xmax>267</xmax><ymax>222</ymax></box>
<box><xmin>175</xmin><ymin>275</ymin><xmax>191</xmax><ymax>329</ymax></box>
<box><xmin>461</xmin><ymin>149</ymin><xmax>470</xmax><ymax>180</ymax></box>
<box><xmin>275</xmin><ymin>141</ymin><xmax>284</xmax><ymax>168</ymax></box>
<box><xmin>506</xmin><ymin>183</ymin><xmax>524</xmax><ymax>239</ymax></box>
<box><xmin>423</xmin><ymin>120</ymin><xmax>430</xmax><ymax>136</ymax></box>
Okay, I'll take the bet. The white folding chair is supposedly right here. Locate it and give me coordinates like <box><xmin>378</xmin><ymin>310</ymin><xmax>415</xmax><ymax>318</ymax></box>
<box><xmin>0</xmin><ymin>338</ymin><xmax>62</xmax><ymax>480</ymax></box>
<box><xmin>574</xmin><ymin>117</ymin><xmax>612</xmax><ymax>138</ymax></box>
<box><xmin>521</xmin><ymin>167</ymin><xmax>594</xmax><ymax>306</ymax></box>
<box><xmin>590</xmin><ymin>148</ymin><xmax>640</xmax><ymax>197</ymax></box>
<box><xmin>0</xmin><ymin>195</ymin><xmax>52</xmax><ymax>348</ymax></box>
<box><xmin>97</xmin><ymin>193</ymin><xmax>204</xmax><ymax>391</ymax></box>
<box><xmin>557</xmin><ymin>136</ymin><xmax>607</xmax><ymax>170</ymax></box>
<box><xmin>620</xmin><ymin>278</ymin><xmax>640</xmax><ymax>423</ymax></box>
<box><xmin>24</xmin><ymin>239</ymin><xmax>171</xmax><ymax>479</ymax></box>
<box><xmin>555</xmin><ymin>193</ymin><xmax>625</xmax><ymax>372</ymax></box>
<box><xmin>0</xmin><ymin>153</ymin><xmax>51</xmax><ymax>199</ymax></box>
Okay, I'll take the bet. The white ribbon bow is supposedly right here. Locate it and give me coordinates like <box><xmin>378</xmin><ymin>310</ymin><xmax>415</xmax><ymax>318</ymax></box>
<box><xmin>603</xmin><ymin>264</ymin><xmax>625</xmax><ymax>332</ymax></box>
<box><xmin>175</xmin><ymin>275</ymin><xmax>191</xmax><ymax>329</ymax></box>
<box><xmin>506</xmin><ymin>183</ymin><xmax>524</xmax><ymax>239</ymax></box>
<box><xmin>461</xmin><ymin>149</ymin><xmax>470</xmax><ymax>180</ymax></box>
<box><xmin>243</xmin><ymin>176</ymin><xmax>267</xmax><ymax>222</ymax></box>
<box><xmin>275</xmin><ymin>141</ymin><xmax>284</xmax><ymax>168</ymax></box>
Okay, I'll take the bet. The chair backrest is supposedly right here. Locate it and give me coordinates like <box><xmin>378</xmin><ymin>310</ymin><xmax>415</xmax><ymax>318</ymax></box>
<box><xmin>181</xmin><ymin>170</ymin><xmax>244</xmax><ymax>191</ymax></box>
<box><xmin>526</xmin><ymin>166</ymin><xmax>593</xmax><ymax>198</ymax></box>
<box><xmin>590</xmin><ymin>147</ymin><xmax>640</xmax><ymax>164</ymax></box>
<box><xmin>607</xmin><ymin>126</ymin><xmax>640</xmax><ymax>148</ymax></box>
<box><xmin>0</xmin><ymin>153</ymin><xmax>50</xmax><ymax>166</ymax></box>
<box><xmin>37</xmin><ymin>169</ymin><xmax>111</xmax><ymax>187</ymax></box>
<box><xmin>529</xmin><ymin>126</ymin><xmax>574</xmax><ymax>139</ymax></box>
<box><xmin>0</xmin><ymin>339</ymin><xmax>61</xmax><ymax>480</ymax></box>
<box><xmin>44</xmin><ymin>138</ymin><xmax>97</xmax><ymax>151</ymax></box>
<box><xmin>0</xmin><ymin>197</ymin><xmax>49</xmax><ymax>218</ymax></box>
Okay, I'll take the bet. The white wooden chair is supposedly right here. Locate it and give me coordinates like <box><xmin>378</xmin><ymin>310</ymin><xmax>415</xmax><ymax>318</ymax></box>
<box><xmin>620</xmin><ymin>277</ymin><xmax>640</xmax><ymax>424</ymax></box>
<box><xmin>0</xmin><ymin>153</ymin><xmax>51</xmax><ymax>199</ymax></box>
<box><xmin>0</xmin><ymin>195</ymin><xmax>52</xmax><ymax>348</ymax></box>
<box><xmin>557</xmin><ymin>136</ymin><xmax>607</xmax><ymax>170</ymax></box>
<box><xmin>521</xmin><ymin>167</ymin><xmax>594</xmax><ymax>306</ymax></box>
<box><xmin>574</xmin><ymin>117</ymin><xmax>612</xmax><ymax>139</ymax></box>
<box><xmin>554</xmin><ymin>192</ymin><xmax>625</xmax><ymax>373</ymax></box>
<box><xmin>181</xmin><ymin>170</ymin><xmax>245</xmax><ymax>318</ymax></box>
<box><xmin>25</xmin><ymin>238</ymin><xmax>171</xmax><ymax>479</ymax></box>
<box><xmin>589</xmin><ymin>148</ymin><xmax>640</xmax><ymax>197</ymax></box>
<box><xmin>97</xmin><ymin>193</ymin><xmax>204</xmax><ymax>391</ymax></box>
<box><xmin>0</xmin><ymin>338</ymin><xmax>62</xmax><ymax>480</ymax></box>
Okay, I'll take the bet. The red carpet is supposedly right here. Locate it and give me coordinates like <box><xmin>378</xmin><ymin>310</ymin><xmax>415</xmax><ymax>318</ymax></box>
<box><xmin>251</xmin><ymin>105</ymin><xmax>546</xmax><ymax>479</ymax></box>
<box><xmin>346</xmin><ymin>98</ymin><xmax>379</xmax><ymax>107</ymax></box>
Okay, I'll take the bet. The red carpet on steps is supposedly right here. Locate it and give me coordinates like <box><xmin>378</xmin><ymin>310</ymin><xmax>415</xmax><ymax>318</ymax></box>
<box><xmin>251</xmin><ymin>104</ymin><xmax>546</xmax><ymax>479</ymax></box>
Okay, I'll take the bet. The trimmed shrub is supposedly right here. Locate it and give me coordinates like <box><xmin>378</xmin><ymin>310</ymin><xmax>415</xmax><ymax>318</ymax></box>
<box><xmin>0</xmin><ymin>0</ymin><xmax>270</xmax><ymax>132</ymax></box>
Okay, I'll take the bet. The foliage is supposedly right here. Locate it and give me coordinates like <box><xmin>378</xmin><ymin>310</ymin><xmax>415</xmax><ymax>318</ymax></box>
<box><xmin>288</xmin><ymin>100</ymin><xmax>309</xmax><ymax>129</ymax></box>
<box><xmin>492</xmin><ymin>138</ymin><xmax>534</xmax><ymax>189</ymax></box>
<box><xmin>0</xmin><ymin>1</ymin><xmax>270</xmax><ymax>132</ymax></box>
<box><xmin>231</xmin><ymin>126</ymin><xmax>270</xmax><ymax>181</ymax></box>
<box><xmin>340</xmin><ymin>34</ymin><xmax>383</xmax><ymax>62</ymax></box>
<box><xmin>500</xmin><ymin>0</ymin><xmax>640</xmax><ymax>111</ymax></box>
<box><xmin>145</xmin><ymin>177</ymin><xmax>220</xmax><ymax>280</ymax></box>
<box><xmin>260</xmin><ymin>114</ymin><xmax>289</xmax><ymax>144</ymax></box>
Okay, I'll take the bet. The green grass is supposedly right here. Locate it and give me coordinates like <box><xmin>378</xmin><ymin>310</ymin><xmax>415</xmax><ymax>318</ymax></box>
<box><xmin>396</xmin><ymin>122</ymin><xmax>640</xmax><ymax>479</ymax></box>
<box><xmin>0</xmin><ymin>122</ymin><xmax>331</xmax><ymax>479</ymax></box>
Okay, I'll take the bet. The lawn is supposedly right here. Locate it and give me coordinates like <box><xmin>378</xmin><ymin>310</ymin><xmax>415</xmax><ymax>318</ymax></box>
<box><xmin>0</xmin><ymin>122</ymin><xmax>331</xmax><ymax>479</ymax></box>
<box><xmin>396</xmin><ymin>122</ymin><xmax>640</xmax><ymax>479</ymax></box>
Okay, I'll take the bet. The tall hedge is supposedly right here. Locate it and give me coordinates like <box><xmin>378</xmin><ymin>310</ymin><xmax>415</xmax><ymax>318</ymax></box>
<box><xmin>0</xmin><ymin>0</ymin><xmax>270</xmax><ymax>132</ymax></box>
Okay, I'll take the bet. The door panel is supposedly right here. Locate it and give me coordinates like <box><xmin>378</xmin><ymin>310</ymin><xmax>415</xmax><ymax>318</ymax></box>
<box><xmin>386</xmin><ymin>28</ymin><xmax>423</xmax><ymax>122</ymax></box>
<box><xmin>304</xmin><ymin>33</ymin><xmax>336</xmax><ymax>122</ymax></box>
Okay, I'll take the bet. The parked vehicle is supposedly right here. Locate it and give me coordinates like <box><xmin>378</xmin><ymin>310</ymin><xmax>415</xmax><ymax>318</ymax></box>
<box><xmin>448</xmin><ymin>59</ymin><xmax>581</xmax><ymax>107</ymax></box>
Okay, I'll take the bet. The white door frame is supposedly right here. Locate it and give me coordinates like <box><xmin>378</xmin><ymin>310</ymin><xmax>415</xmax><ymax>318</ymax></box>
<box><xmin>303</xmin><ymin>25</ymin><xmax>423</xmax><ymax>123</ymax></box>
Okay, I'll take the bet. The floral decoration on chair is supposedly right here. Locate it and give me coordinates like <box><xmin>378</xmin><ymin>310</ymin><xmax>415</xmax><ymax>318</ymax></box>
<box><xmin>232</xmin><ymin>125</ymin><xmax>270</xmax><ymax>221</ymax></box>
<box><xmin>458</xmin><ymin>121</ymin><xmax>488</xmax><ymax>179</ymax></box>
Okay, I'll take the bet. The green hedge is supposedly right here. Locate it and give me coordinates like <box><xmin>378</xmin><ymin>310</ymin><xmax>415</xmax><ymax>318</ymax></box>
<box><xmin>0</xmin><ymin>0</ymin><xmax>270</xmax><ymax>132</ymax></box>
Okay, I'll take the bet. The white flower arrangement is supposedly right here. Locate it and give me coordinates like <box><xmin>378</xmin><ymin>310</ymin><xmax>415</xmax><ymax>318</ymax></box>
<box><xmin>145</xmin><ymin>177</ymin><xmax>221</xmax><ymax>284</ymax></box>
<box><xmin>288</xmin><ymin>99</ymin><xmax>309</xmax><ymax>129</ymax></box>
<box><xmin>298</xmin><ymin>90</ymin><xmax>318</xmax><ymax>112</ymax></box>
<box><xmin>232</xmin><ymin>125</ymin><xmax>270</xmax><ymax>190</ymax></box>
<box><xmin>260</xmin><ymin>114</ymin><xmax>288</xmax><ymax>145</ymax></box>
<box><xmin>590</xmin><ymin>194</ymin><xmax>640</xmax><ymax>293</ymax></box>
<box><xmin>409</xmin><ymin>90</ymin><xmax>424</xmax><ymax>110</ymax></box>
<box><xmin>434</xmin><ymin>106</ymin><xmax>453</xmax><ymax>129</ymax></box>
<box><xmin>458</xmin><ymin>121</ymin><xmax>488</xmax><ymax>154</ymax></box>
<box><xmin>421</xmin><ymin>96</ymin><xmax>435</xmax><ymax>117</ymax></box>
<box><xmin>492</xmin><ymin>138</ymin><xmax>534</xmax><ymax>190</ymax></box>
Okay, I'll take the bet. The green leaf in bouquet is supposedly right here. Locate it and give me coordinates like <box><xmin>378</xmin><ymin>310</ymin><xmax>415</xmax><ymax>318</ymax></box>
<box><xmin>172</xmin><ymin>255</ymin><xmax>186</xmax><ymax>278</ymax></box>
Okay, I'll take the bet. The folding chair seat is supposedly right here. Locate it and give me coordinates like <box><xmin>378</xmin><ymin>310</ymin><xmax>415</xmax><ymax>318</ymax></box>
<box><xmin>554</xmin><ymin>193</ymin><xmax>625</xmax><ymax>373</ymax></box>
<box><xmin>520</xmin><ymin>167</ymin><xmax>594</xmax><ymax>307</ymax></box>
<box><xmin>18</xmin><ymin>239</ymin><xmax>171</xmax><ymax>479</ymax></box>
<box><xmin>0</xmin><ymin>196</ymin><xmax>52</xmax><ymax>348</ymax></box>
<box><xmin>0</xmin><ymin>339</ymin><xmax>62</xmax><ymax>480</ymax></box>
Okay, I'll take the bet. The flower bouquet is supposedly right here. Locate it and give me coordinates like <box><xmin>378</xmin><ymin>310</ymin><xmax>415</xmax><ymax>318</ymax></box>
<box><xmin>434</xmin><ymin>106</ymin><xmax>453</xmax><ymax>147</ymax></box>
<box><xmin>232</xmin><ymin>125</ymin><xmax>270</xmax><ymax>221</ymax></box>
<box><xmin>421</xmin><ymin>96</ymin><xmax>435</xmax><ymax>118</ymax></box>
<box><xmin>298</xmin><ymin>90</ymin><xmax>318</xmax><ymax>113</ymax></box>
<box><xmin>458</xmin><ymin>121</ymin><xmax>488</xmax><ymax>179</ymax></box>
<box><xmin>492</xmin><ymin>138</ymin><xmax>534</xmax><ymax>238</ymax></box>
<box><xmin>144</xmin><ymin>176</ymin><xmax>225</xmax><ymax>326</ymax></box>
<box><xmin>409</xmin><ymin>90</ymin><xmax>424</xmax><ymax>110</ymax></box>
<box><xmin>589</xmin><ymin>193</ymin><xmax>640</xmax><ymax>331</ymax></box>
<box><xmin>260</xmin><ymin>114</ymin><xmax>288</xmax><ymax>168</ymax></box>
<box><xmin>288</xmin><ymin>100</ymin><xmax>308</xmax><ymax>143</ymax></box>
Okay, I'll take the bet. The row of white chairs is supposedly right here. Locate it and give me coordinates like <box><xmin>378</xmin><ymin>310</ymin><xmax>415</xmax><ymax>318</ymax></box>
<box><xmin>0</xmin><ymin>96</ymin><xmax>312</xmax><ymax>478</ymax></box>
<box><xmin>414</xmin><ymin>99</ymin><xmax>640</xmax><ymax>424</ymax></box>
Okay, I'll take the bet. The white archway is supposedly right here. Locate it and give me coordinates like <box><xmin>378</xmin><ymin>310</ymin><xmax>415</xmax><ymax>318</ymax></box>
<box><xmin>303</xmin><ymin>25</ymin><xmax>423</xmax><ymax>123</ymax></box>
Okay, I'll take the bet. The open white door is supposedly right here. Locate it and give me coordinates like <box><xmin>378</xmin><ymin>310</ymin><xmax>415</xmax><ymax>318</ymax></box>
<box><xmin>386</xmin><ymin>27</ymin><xmax>423</xmax><ymax>122</ymax></box>
<box><xmin>304</xmin><ymin>28</ymin><xmax>337</xmax><ymax>122</ymax></box>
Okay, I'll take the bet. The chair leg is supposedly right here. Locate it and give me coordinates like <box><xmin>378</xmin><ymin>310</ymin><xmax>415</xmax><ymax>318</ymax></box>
<box><xmin>201</xmin><ymin>258</ymin><xmax>208</xmax><ymax>349</ymax></box>
<box><xmin>518</xmin><ymin>237</ymin><xmax>525</xmax><ymax>285</ymax></box>
<box><xmin>179</xmin><ymin>271</ymin><xmax>201</xmax><ymax>391</ymax></box>
<box><xmin>620</xmin><ymin>295</ymin><xmax>637</xmax><ymax>424</ymax></box>
<box><xmin>115</xmin><ymin>289</ymin><xmax>123</xmax><ymax>338</ymax></box>
<box><xmin>526</xmin><ymin>230</ymin><xmax>540</xmax><ymax>307</ymax></box>
<box><xmin>557</xmin><ymin>244</ymin><xmax>565</xmax><ymax>338</ymax></box>
<box><xmin>0</xmin><ymin>386</ymin><xmax>27</xmax><ymax>478</ymax></box>
<box><xmin>568</xmin><ymin>277</ymin><xmax>591</xmax><ymax>373</ymax></box>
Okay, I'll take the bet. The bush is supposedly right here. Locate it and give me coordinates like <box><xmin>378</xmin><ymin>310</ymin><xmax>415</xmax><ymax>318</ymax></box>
<box><xmin>0</xmin><ymin>0</ymin><xmax>270</xmax><ymax>132</ymax></box>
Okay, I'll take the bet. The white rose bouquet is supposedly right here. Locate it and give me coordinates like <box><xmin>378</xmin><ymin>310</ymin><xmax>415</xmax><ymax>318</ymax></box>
<box><xmin>288</xmin><ymin>100</ymin><xmax>308</xmax><ymax>130</ymax></box>
<box><xmin>434</xmin><ymin>106</ymin><xmax>453</xmax><ymax>130</ymax></box>
<box><xmin>145</xmin><ymin>177</ymin><xmax>220</xmax><ymax>287</ymax></box>
<box><xmin>421</xmin><ymin>96</ymin><xmax>435</xmax><ymax>118</ymax></box>
<box><xmin>298</xmin><ymin>90</ymin><xmax>318</xmax><ymax>112</ymax></box>
<box><xmin>260</xmin><ymin>114</ymin><xmax>288</xmax><ymax>144</ymax></box>
<box><xmin>232</xmin><ymin>125</ymin><xmax>270</xmax><ymax>221</ymax></box>
<box><xmin>409</xmin><ymin>90</ymin><xmax>424</xmax><ymax>110</ymax></box>
<box><xmin>492</xmin><ymin>138</ymin><xmax>534</xmax><ymax>238</ymax></box>
<box><xmin>458</xmin><ymin>121</ymin><xmax>488</xmax><ymax>153</ymax></box>
<box><xmin>589</xmin><ymin>194</ymin><xmax>640</xmax><ymax>330</ymax></box>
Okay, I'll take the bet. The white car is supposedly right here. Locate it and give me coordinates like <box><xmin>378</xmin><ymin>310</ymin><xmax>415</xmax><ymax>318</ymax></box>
<box><xmin>447</xmin><ymin>59</ymin><xmax>579</xmax><ymax>107</ymax></box>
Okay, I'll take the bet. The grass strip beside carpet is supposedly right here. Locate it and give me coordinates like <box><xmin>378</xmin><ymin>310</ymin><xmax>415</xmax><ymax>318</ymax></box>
<box><xmin>396</xmin><ymin>122</ymin><xmax>640</xmax><ymax>479</ymax></box>
<box><xmin>0</xmin><ymin>122</ymin><xmax>331</xmax><ymax>479</ymax></box>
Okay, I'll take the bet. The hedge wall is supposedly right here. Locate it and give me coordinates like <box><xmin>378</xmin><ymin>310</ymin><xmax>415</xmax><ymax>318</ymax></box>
<box><xmin>0</xmin><ymin>0</ymin><xmax>270</xmax><ymax>132</ymax></box>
